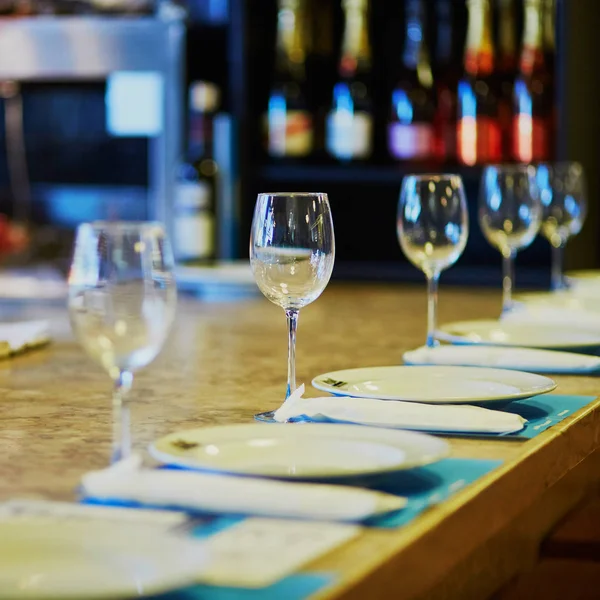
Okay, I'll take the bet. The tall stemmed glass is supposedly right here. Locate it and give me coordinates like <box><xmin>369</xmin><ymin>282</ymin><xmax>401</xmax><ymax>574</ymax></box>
<box><xmin>68</xmin><ymin>222</ymin><xmax>177</xmax><ymax>462</ymax></box>
<box><xmin>250</xmin><ymin>193</ymin><xmax>335</xmax><ymax>420</ymax></box>
<box><xmin>479</xmin><ymin>165</ymin><xmax>541</xmax><ymax>314</ymax></box>
<box><xmin>535</xmin><ymin>162</ymin><xmax>587</xmax><ymax>291</ymax></box>
<box><xmin>398</xmin><ymin>175</ymin><xmax>469</xmax><ymax>348</ymax></box>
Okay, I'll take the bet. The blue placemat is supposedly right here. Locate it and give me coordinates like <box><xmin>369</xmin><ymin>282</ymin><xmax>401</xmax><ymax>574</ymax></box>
<box><xmin>155</xmin><ymin>573</ymin><xmax>333</xmax><ymax>600</ymax></box>
<box><xmin>474</xmin><ymin>394</ymin><xmax>595</xmax><ymax>439</ymax></box>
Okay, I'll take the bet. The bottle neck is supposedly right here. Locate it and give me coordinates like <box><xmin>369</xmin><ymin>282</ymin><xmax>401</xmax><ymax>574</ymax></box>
<box><xmin>274</xmin><ymin>0</ymin><xmax>307</xmax><ymax>81</ymax></box>
<box><xmin>464</xmin><ymin>0</ymin><xmax>494</xmax><ymax>76</ymax></box>
<box><xmin>520</xmin><ymin>0</ymin><xmax>544</xmax><ymax>75</ymax></box>
<box><xmin>435</xmin><ymin>0</ymin><xmax>454</xmax><ymax>67</ymax></box>
<box><xmin>497</xmin><ymin>0</ymin><xmax>517</xmax><ymax>72</ymax></box>
<box><xmin>339</xmin><ymin>1</ymin><xmax>371</xmax><ymax>78</ymax></box>
<box><xmin>188</xmin><ymin>111</ymin><xmax>213</xmax><ymax>160</ymax></box>
<box><xmin>543</xmin><ymin>0</ymin><xmax>556</xmax><ymax>55</ymax></box>
<box><xmin>402</xmin><ymin>0</ymin><xmax>433</xmax><ymax>88</ymax></box>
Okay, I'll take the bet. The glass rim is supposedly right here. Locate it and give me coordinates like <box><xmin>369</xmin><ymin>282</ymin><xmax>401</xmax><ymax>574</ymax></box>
<box><xmin>402</xmin><ymin>173</ymin><xmax>463</xmax><ymax>182</ymax></box>
<box><xmin>257</xmin><ymin>192</ymin><xmax>328</xmax><ymax>197</ymax></box>
<box><xmin>78</xmin><ymin>220</ymin><xmax>165</xmax><ymax>230</ymax></box>
<box><xmin>482</xmin><ymin>163</ymin><xmax>533</xmax><ymax>172</ymax></box>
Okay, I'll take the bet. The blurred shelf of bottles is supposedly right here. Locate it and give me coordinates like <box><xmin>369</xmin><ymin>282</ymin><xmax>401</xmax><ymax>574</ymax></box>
<box><xmin>0</xmin><ymin>0</ymin><xmax>228</xmax><ymax>21</ymax></box>
<box><xmin>260</xmin><ymin>0</ymin><xmax>557</xmax><ymax>169</ymax></box>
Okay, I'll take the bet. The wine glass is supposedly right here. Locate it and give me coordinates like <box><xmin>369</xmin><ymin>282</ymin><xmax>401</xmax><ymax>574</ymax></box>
<box><xmin>479</xmin><ymin>164</ymin><xmax>541</xmax><ymax>314</ymax></box>
<box><xmin>250</xmin><ymin>193</ymin><xmax>335</xmax><ymax>420</ymax></box>
<box><xmin>68</xmin><ymin>222</ymin><xmax>177</xmax><ymax>462</ymax></box>
<box><xmin>535</xmin><ymin>162</ymin><xmax>587</xmax><ymax>291</ymax></box>
<box><xmin>397</xmin><ymin>174</ymin><xmax>469</xmax><ymax>348</ymax></box>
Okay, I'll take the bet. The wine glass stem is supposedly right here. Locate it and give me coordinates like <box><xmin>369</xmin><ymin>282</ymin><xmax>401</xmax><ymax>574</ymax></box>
<box><xmin>502</xmin><ymin>250</ymin><xmax>516</xmax><ymax>314</ymax></box>
<box><xmin>551</xmin><ymin>244</ymin><xmax>565</xmax><ymax>291</ymax></box>
<box><xmin>285</xmin><ymin>308</ymin><xmax>299</xmax><ymax>399</ymax></box>
<box><xmin>112</xmin><ymin>370</ymin><xmax>133</xmax><ymax>463</ymax></box>
<box><xmin>426</xmin><ymin>273</ymin><xmax>440</xmax><ymax>348</ymax></box>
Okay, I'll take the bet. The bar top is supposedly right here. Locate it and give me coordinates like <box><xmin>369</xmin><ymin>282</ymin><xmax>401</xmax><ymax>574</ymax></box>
<box><xmin>1</xmin><ymin>283</ymin><xmax>599</xmax><ymax>599</ymax></box>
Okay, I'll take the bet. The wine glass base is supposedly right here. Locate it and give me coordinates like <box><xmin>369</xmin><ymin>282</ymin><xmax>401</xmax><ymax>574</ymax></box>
<box><xmin>254</xmin><ymin>410</ymin><xmax>277</xmax><ymax>423</ymax></box>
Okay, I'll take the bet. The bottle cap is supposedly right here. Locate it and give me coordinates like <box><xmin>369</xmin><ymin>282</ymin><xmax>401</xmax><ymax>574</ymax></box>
<box><xmin>189</xmin><ymin>81</ymin><xmax>220</xmax><ymax>113</ymax></box>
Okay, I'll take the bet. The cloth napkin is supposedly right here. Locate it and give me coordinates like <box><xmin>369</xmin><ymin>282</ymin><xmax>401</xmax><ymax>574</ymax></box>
<box><xmin>0</xmin><ymin>320</ymin><xmax>50</xmax><ymax>357</ymax></box>
<box><xmin>403</xmin><ymin>345</ymin><xmax>600</xmax><ymax>374</ymax></box>
<box><xmin>274</xmin><ymin>386</ymin><xmax>526</xmax><ymax>435</ymax></box>
<box><xmin>81</xmin><ymin>455</ymin><xmax>406</xmax><ymax>523</ymax></box>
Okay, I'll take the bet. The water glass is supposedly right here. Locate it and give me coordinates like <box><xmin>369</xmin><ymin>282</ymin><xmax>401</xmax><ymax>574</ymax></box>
<box><xmin>535</xmin><ymin>162</ymin><xmax>587</xmax><ymax>290</ymax></box>
<box><xmin>68</xmin><ymin>222</ymin><xmax>177</xmax><ymax>461</ymax></box>
<box><xmin>250</xmin><ymin>193</ymin><xmax>335</xmax><ymax>420</ymax></box>
<box><xmin>479</xmin><ymin>164</ymin><xmax>541</xmax><ymax>314</ymax></box>
<box><xmin>398</xmin><ymin>175</ymin><xmax>469</xmax><ymax>348</ymax></box>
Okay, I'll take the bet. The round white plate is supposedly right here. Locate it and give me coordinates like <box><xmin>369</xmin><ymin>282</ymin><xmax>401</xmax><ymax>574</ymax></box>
<box><xmin>0</xmin><ymin>520</ymin><xmax>205</xmax><ymax>599</ymax></box>
<box><xmin>312</xmin><ymin>365</ymin><xmax>556</xmax><ymax>404</ymax></box>
<box><xmin>403</xmin><ymin>345</ymin><xmax>600</xmax><ymax>374</ymax></box>
<box><xmin>150</xmin><ymin>423</ymin><xmax>450</xmax><ymax>479</ymax></box>
<box><xmin>438</xmin><ymin>319</ymin><xmax>600</xmax><ymax>350</ymax></box>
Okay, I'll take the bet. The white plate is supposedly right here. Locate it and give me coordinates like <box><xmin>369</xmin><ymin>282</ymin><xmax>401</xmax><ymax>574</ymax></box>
<box><xmin>312</xmin><ymin>365</ymin><xmax>556</xmax><ymax>404</ymax></box>
<box><xmin>438</xmin><ymin>319</ymin><xmax>600</xmax><ymax>350</ymax></box>
<box><xmin>0</xmin><ymin>520</ymin><xmax>205</xmax><ymax>599</ymax></box>
<box><xmin>403</xmin><ymin>345</ymin><xmax>600</xmax><ymax>374</ymax></box>
<box><xmin>150</xmin><ymin>423</ymin><xmax>450</xmax><ymax>479</ymax></box>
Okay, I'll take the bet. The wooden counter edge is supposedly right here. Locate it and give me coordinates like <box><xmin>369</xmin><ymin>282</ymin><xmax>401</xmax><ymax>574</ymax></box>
<box><xmin>306</xmin><ymin>396</ymin><xmax>600</xmax><ymax>600</ymax></box>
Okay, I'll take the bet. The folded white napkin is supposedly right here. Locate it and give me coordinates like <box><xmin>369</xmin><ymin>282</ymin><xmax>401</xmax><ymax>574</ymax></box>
<box><xmin>81</xmin><ymin>455</ymin><xmax>406</xmax><ymax>523</ymax></box>
<box><xmin>274</xmin><ymin>386</ymin><xmax>526</xmax><ymax>434</ymax></box>
<box><xmin>0</xmin><ymin>320</ymin><xmax>50</xmax><ymax>357</ymax></box>
<box><xmin>403</xmin><ymin>345</ymin><xmax>600</xmax><ymax>374</ymax></box>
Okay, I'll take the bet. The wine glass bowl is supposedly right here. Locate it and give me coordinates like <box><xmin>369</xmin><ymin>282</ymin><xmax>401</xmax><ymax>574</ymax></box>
<box><xmin>398</xmin><ymin>174</ymin><xmax>469</xmax><ymax>347</ymax></box>
<box><xmin>68</xmin><ymin>221</ymin><xmax>177</xmax><ymax>461</ymax></box>
<box><xmin>250</xmin><ymin>193</ymin><xmax>335</xmax><ymax>418</ymax></box>
<box><xmin>535</xmin><ymin>161</ymin><xmax>587</xmax><ymax>290</ymax></box>
<box><xmin>479</xmin><ymin>164</ymin><xmax>541</xmax><ymax>313</ymax></box>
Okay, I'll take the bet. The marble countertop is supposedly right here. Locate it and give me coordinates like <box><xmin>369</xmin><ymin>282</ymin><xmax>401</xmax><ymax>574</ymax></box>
<box><xmin>1</xmin><ymin>282</ymin><xmax>599</xmax><ymax>599</ymax></box>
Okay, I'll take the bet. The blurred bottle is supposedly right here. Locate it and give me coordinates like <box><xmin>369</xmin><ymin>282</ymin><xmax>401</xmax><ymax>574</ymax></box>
<box><xmin>512</xmin><ymin>0</ymin><xmax>553</xmax><ymax>162</ymax></box>
<box><xmin>496</xmin><ymin>0</ymin><xmax>517</xmax><ymax>160</ymax></box>
<box><xmin>543</xmin><ymin>0</ymin><xmax>556</xmax><ymax>155</ymax></box>
<box><xmin>326</xmin><ymin>0</ymin><xmax>373</xmax><ymax>161</ymax></box>
<box><xmin>433</xmin><ymin>0</ymin><xmax>460</xmax><ymax>162</ymax></box>
<box><xmin>457</xmin><ymin>0</ymin><xmax>501</xmax><ymax>166</ymax></box>
<box><xmin>174</xmin><ymin>82</ymin><xmax>219</xmax><ymax>265</ymax></box>
<box><xmin>265</xmin><ymin>0</ymin><xmax>313</xmax><ymax>159</ymax></box>
<box><xmin>388</xmin><ymin>0</ymin><xmax>436</xmax><ymax>163</ymax></box>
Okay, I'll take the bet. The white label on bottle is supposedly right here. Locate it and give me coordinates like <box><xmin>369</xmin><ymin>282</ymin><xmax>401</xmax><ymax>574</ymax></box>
<box><xmin>267</xmin><ymin>110</ymin><xmax>313</xmax><ymax>157</ymax></box>
<box><xmin>174</xmin><ymin>181</ymin><xmax>214</xmax><ymax>260</ymax></box>
<box><xmin>388</xmin><ymin>123</ymin><xmax>434</xmax><ymax>160</ymax></box>
<box><xmin>326</xmin><ymin>110</ymin><xmax>373</xmax><ymax>159</ymax></box>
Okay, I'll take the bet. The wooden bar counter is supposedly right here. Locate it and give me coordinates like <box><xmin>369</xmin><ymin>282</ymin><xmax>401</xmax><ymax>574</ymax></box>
<box><xmin>1</xmin><ymin>283</ymin><xmax>600</xmax><ymax>599</ymax></box>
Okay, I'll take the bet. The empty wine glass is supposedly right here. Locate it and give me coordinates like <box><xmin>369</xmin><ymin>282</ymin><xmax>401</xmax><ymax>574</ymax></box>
<box><xmin>398</xmin><ymin>175</ymin><xmax>469</xmax><ymax>348</ymax></box>
<box><xmin>535</xmin><ymin>162</ymin><xmax>587</xmax><ymax>291</ymax></box>
<box><xmin>250</xmin><ymin>193</ymin><xmax>335</xmax><ymax>420</ymax></box>
<box><xmin>68</xmin><ymin>222</ymin><xmax>177</xmax><ymax>462</ymax></box>
<box><xmin>479</xmin><ymin>164</ymin><xmax>541</xmax><ymax>314</ymax></box>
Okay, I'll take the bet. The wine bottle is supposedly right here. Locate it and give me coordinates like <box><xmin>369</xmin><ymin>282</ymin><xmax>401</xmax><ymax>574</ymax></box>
<box><xmin>496</xmin><ymin>0</ymin><xmax>518</xmax><ymax>160</ymax></box>
<box><xmin>326</xmin><ymin>0</ymin><xmax>373</xmax><ymax>161</ymax></box>
<box><xmin>543</xmin><ymin>0</ymin><xmax>556</xmax><ymax>155</ymax></box>
<box><xmin>174</xmin><ymin>82</ymin><xmax>220</xmax><ymax>265</ymax></box>
<box><xmin>457</xmin><ymin>0</ymin><xmax>502</xmax><ymax>166</ymax></box>
<box><xmin>512</xmin><ymin>0</ymin><xmax>553</xmax><ymax>162</ymax></box>
<box><xmin>433</xmin><ymin>0</ymin><xmax>460</xmax><ymax>162</ymax></box>
<box><xmin>388</xmin><ymin>0</ymin><xmax>436</xmax><ymax>163</ymax></box>
<box><xmin>266</xmin><ymin>0</ymin><xmax>313</xmax><ymax>158</ymax></box>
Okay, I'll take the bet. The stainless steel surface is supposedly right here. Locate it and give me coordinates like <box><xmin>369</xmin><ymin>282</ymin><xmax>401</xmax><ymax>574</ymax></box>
<box><xmin>0</xmin><ymin>16</ymin><xmax>185</xmax><ymax>232</ymax></box>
